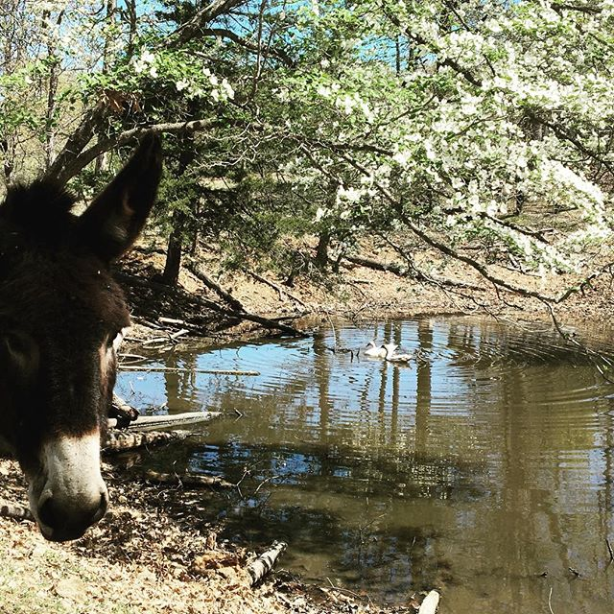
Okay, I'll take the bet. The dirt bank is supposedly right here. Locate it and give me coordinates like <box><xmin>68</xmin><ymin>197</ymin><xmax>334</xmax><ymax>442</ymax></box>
<box><xmin>118</xmin><ymin>238</ymin><xmax>614</xmax><ymax>344</ymax></box>
<box><xmin>0</xmin><ymin>457</ymin><xmax>416</xmax><ymax>614</ymax></box>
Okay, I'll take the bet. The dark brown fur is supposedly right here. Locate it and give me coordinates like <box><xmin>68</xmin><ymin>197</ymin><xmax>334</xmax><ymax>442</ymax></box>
<box><xmin>0</xmin><ymin>134</ymin><xmax>162</xmax><ymax>541</ymax></box>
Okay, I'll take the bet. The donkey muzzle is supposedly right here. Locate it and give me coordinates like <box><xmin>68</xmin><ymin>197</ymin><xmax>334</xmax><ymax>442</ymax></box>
<box><xmin>29</xmin><ymin>432</ymin><xmax>108</xmax><ymax>542</ymax></box>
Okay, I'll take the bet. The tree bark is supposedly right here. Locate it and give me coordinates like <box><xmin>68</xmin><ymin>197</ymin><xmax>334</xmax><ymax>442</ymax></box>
<box><xmin>245</xmin><ymin>541</ymin><xmax>287</xmax><ymax>586</ymax></box>
<box><xmin>315</xmin><ymin>231</ymin><xmax>330</xmax><ymax>269</ymax></box>
<box><xmin>103</xmin><ymin>429</ymin><xmax>189</xmax><ymax>452</ymax></box>
<box><xmin>162</xmin><ymin>222</ymin><xmax>184</xmax><ymax>286</ymax></box>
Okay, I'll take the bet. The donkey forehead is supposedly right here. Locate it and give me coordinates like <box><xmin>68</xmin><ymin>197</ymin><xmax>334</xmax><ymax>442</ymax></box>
<box><xmin>1</xmin><ymin>247</ymin><xmax>130</xmax><ymax>335</ymax></box>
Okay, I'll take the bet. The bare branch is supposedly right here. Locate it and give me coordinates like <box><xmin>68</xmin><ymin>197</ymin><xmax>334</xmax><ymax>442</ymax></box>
<box><xmin>169</xmin><ymin>0</ymin><xmax>248</xmax><ymax>47</ymax></box>
<box><xmin>47</xmin><ymin>118</ymin><xmax>216</xmax><ymax>184</ymax></box>
<box><xmin>45</xmin><ymin>99</ymin><xmax>112</xmax><ymax>183</ymax></box>
<box><xmin>200</xmin><ymin>27</ymin><xmax>294</xmax><ymax>67</ymax></box>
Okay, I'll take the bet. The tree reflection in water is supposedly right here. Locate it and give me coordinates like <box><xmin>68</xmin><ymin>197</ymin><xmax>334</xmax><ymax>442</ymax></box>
<box><xmin>117</xmin><ymin>316</ymin><xmax>614</xmax><ymax>613</ymax></box>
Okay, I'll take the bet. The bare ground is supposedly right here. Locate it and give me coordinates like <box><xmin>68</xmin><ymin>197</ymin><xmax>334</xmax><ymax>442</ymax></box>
<box><xmin>119</xmin><ymin>236</ymin><xmax>614</xmax><ymax>342</ymax></box>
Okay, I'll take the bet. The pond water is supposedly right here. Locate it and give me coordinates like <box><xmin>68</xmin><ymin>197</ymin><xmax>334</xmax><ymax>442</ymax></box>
<box><xmin>116</xmin><ymin>316</ymin><xmax>614</xmax><ymax>613</ymax></box>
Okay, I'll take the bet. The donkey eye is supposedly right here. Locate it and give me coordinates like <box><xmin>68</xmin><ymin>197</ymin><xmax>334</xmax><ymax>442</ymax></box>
<box><xmin>1</xmin><ymin>330</ymin><xmax>39</xmax><ymax>376</ymax></box>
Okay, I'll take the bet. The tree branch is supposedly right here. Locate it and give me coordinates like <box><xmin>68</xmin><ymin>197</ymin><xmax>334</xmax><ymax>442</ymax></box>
<box><xmin>47</xmin><ymin>118</ymin><xmax>216</xmax><ymax>184</ymax></box>
<box><xmin>336</xmin><ymin>151</ymin><xmax>612</xmax><ymax>305</ymax></box>
<box><xmin>45</xmin><ymin>99</ymin><xmax>112</xmax><ymax>183</ymax></box>
<box><xmin>169</xmin><ymin>0</ymin><xmax>248</xmax><ymax>47</ymax></box>
<box><xmin>200</xmin><ymin>27</ymin><xmax>295</xmax><ymax>67</ymax></box>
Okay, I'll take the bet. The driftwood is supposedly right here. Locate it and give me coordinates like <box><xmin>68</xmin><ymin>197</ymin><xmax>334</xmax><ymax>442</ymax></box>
<box><xmin>111</xmin><ymin>393</ymin><xmax>140</xmax><ymax>426</ymax></box>
<box><xmin>108</xmin><ymin>411</ymin><xmax>221</xmax><ymax>432</ymax></box>
<box><xmin>119</xmin><ymin>365</ymin><xmax>260</xmax><ymax>376</ymax></box>
<box><xmin>142</xmin><ymin>327</ymin><xmax>190</xmax><ymax>346</ymax></box>
<box><xmin>0</xmin><ymin>500</ymin><xmax>34</xmax><ymax>522</ymax></box>
<box><xmin>418</xmin><ymin>590</ymin><xmax>440</xmax><ymax>614</ymax></box>
<box><xmin>103</xmin><ymin>429</ymin><xmax>190</xmax><ymax>452</ymax></box>
<box><xmin>187</xmin><ymin>261</ymin><xmax>246</xmax><ymax>313</ymax></box>
<box><xmin>139</xmin><ymin>469</ymin><xmax>234</xmax><ymax>489</ymax></box>
<box><xmin>158</xmin><ymin>317</ymin><xmax>186</xmax><ymax>326</ymax></box>
<box><xmin>245</xmin><ymin>540</ymin><xmax>287</xmax><ymax>586</ymax></box>
<box><xmin>117</xmin><ymin>353</ymin><xmax>149</xmax><ymax>362</ymax></box>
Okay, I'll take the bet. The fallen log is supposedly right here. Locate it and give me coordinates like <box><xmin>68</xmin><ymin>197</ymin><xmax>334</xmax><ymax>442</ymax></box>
<box><xmin>0</xmin><ymin>500</ymin><xmax>34</xmax><ymax>522</ymax></box>
<box><xmin>187</xmin><ymin>261</ymin><xmax>246</xmax><ymax>313</ymax></box>
<box><xmin>245</xmin><ymin>540</ymin><xmax>287</xmax><ymax>586</ymax></box>
<box><xmin>103</xmin><ymin>429</ymin><xmax>190</xmax><ymax>453</ymax></box>
<box><xmin>111</xmin><ymin>393</ymin><xmax>139</xmax><ymax>425</ymax></box>
<box><xmin>108</xmin><ymin>411</ymin><xmax>221</xmax><ymax>432</ymax></box>
<box><xmin>139</xmin><ymin>469</ymin><xmax>234</xmax><ymax>489</ymax></box>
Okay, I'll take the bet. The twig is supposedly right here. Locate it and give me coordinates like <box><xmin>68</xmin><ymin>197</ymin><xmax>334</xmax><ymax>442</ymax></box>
<box><xmin>607</xmin><ymin>538</ymin><xmax>614</xmax><ymax>563</ymax></box>
<box><xmin>0</xmin><ymin>500</ymin><xmax>34</xmax><ymax>522</ymax></box>
<box><xmin>548</xmin><ymin>587</ymin><xmax>555</xmax><ymax>614</ymax></box>
<box><xmin>253</xmin><ymin>474</ymin><xmax>280</xmax><ymax>495</ymax></box>
<box><xmin>325</xmin><ymin>578</ymin><xmax>364</xmax><ymax>601</ymax></box>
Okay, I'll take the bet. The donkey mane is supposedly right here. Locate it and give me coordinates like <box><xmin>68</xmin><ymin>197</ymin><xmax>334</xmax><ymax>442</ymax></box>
<box><xmin>1</xmin><ymin>180</ymin><xmax>77</xmax><ymax>232</ymax></box>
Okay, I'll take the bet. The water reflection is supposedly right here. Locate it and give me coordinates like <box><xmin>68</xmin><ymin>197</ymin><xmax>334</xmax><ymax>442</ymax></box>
<box><xmin>116</xmin><ymin>316</ymin><xmax>614</xmax><ymax>612</ymax></box>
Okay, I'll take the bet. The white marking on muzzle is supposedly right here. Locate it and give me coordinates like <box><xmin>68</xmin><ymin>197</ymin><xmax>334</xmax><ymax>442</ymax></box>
<box><xmin>29</xmin><ymin>432</ymin><xmax>107</xmax><ymax>539</ymax></box>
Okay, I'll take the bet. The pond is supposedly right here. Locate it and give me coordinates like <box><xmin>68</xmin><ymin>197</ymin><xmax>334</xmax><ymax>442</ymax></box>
<box><xmin>116</xmin><ymin>316</ymin><xmax>614</xmax><ymax>613</ymax></box>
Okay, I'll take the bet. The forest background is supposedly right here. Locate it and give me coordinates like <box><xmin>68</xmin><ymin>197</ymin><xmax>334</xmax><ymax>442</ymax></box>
<box><xmin>2</xmin><ymin>0</ymin><xmax>614</xmax><ymax>322</ymax></box>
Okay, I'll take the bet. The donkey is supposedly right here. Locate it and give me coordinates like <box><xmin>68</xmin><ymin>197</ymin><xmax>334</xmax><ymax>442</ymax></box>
<box><xmin>0</xmin><ymin>133</ymin><xmax>162</xmax><ymax>541</ymax></box>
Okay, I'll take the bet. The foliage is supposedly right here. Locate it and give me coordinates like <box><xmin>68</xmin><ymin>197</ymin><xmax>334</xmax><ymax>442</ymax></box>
<box><xmin>2</xmin><ymin>0</ymin><xmax>614</xmax><ymax>295</ymax></box>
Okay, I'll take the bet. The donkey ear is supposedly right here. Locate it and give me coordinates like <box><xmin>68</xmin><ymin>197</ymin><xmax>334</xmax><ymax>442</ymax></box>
<box><xmin>77</xmin><ymin>132</ymin><xmax>162</xmax><ymax>261</ymax></box>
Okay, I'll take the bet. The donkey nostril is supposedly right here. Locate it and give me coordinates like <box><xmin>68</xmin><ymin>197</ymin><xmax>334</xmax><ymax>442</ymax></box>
<box><xmin>38</xmin><ymin>491</ymin><xmax>108</xmax><ymax>541</ymax></box>
<box><xmin>38</xmin><ymin>495</ymin><xmax>60</xmax><ymax>530</ymax></box>
<box><xmin>93</xmin><ymin>490</ymin><xmax>108</xmax><ymax>523</ymax></box>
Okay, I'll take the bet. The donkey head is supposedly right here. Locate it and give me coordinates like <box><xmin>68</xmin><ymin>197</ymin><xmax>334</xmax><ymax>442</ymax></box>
<box><xmin>0</xmin><ymin>134</ymin><xmax>162</xmax><ymax>541</ymax></box>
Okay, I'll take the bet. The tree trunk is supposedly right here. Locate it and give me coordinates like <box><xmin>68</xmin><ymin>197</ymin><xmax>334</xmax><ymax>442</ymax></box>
<box><xmin>43</xmin><ymin>8</ymin><xmax>64</xmax><ymax>171</ymax></box>
<box><xmin>315</xmin><ymin>231</ymin><xmax>330</xmax><ymax>269</ymax></box>
<box><xmin>94</xmin><ymin>0</ymin><xmax>116</xmax><ymax>174</ymax></box>
<box><xmin>162</xmin><ymin>223</ymin><xmax>184</xmax><ymax>285</ymax></box>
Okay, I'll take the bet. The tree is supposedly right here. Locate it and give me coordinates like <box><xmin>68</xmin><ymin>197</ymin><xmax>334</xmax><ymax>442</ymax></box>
<box><xmin>2</xmin><ymin>0</ymin><xmax>614</xmax><ymax>307</ymax></box>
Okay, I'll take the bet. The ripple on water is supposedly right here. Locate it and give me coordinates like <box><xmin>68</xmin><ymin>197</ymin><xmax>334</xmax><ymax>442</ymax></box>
<box><xmin>116</xmin><ymin>316</ymin><xmax>614</xmax><ymax>613</ymax></box>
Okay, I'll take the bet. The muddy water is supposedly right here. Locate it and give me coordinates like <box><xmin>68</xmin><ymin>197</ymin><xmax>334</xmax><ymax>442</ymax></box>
<box><xmin>116</xmin><ymin>317</ymin><xmax>614</xmax><ymax>612</ymax></box>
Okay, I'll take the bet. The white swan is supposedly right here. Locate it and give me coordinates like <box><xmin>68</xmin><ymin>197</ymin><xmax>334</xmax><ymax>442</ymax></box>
<box><xmin>364</xmin><ymin>341</ymin><xmax>387</xmax><ymax>358</ymax></box>
<box><xmin>384</xmin><ymin>343</ymin><xmax>413</xmax><ymax>363</ymax></box>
